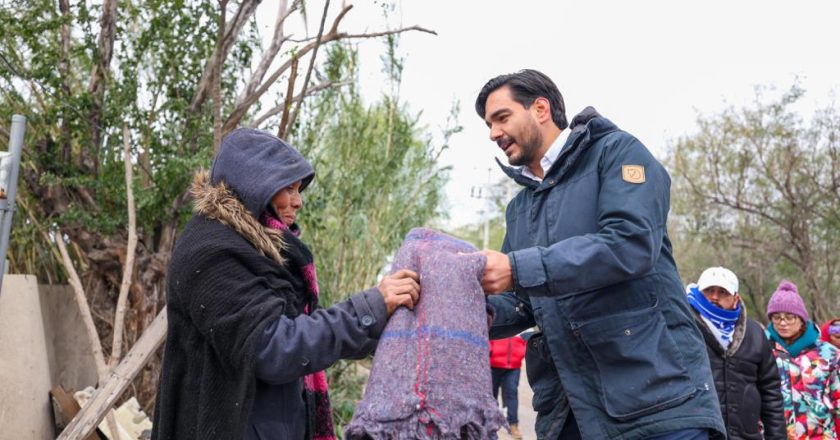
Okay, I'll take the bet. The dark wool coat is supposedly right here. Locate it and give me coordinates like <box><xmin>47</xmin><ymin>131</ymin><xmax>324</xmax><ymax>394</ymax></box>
<box><xmin>152</xmin><ymin>129</ymin><xmax>388</xmax><ymax>440</ymax></box>
<box><xmin>694</xmin><ymin>311</ymin><xmax>786</xmax><ymax>440</ymax></box>
<box><xmin>488</xmin><ymin>107</ymin><xmax>726</xmax><ymax>439</ymax></box>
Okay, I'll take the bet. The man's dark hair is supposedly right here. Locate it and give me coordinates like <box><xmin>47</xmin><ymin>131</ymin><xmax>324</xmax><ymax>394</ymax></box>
<box><xmin>475</xmin><ymin>69</ymin><xmax>568</xmax><ymax>130</ymax></box>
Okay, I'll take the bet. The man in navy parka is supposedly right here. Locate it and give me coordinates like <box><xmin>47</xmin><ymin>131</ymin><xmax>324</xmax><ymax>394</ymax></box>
<box><xmin>474</xmin><ymin>70</ymin><xmax>726</xmax><ymax>439</ymax></box>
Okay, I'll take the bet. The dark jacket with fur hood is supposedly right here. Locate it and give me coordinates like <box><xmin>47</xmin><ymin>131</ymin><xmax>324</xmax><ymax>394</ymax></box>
<box><xmin>694</xmin><ymin>310</ymin><xmax>786</xmax><ymax>440</ymax></box>
<box><xmin>152</xmin><ymin>129</ymin><xmax>388</xmax><ymax>440</ymax></box>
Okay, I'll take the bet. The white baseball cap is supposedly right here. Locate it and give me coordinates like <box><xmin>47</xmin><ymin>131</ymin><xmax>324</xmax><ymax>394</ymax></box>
<box><xmin>697</xmin><ymin>267</ymin><xmax>738</xmax><ymax>295</ymax></box>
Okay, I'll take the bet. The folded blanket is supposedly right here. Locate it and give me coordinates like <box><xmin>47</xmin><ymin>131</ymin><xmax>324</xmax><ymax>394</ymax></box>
<box><xmin>346</xmin><ymin>228</ymin><xmax>506</xmax><ymax>439</ymax></box>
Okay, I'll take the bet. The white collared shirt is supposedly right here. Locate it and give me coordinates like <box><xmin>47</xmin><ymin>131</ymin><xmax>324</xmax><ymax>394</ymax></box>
<box><xmin>521</xmin><ymin>129</ymin><xmax>570</xmax><ymax>182</ymax></box>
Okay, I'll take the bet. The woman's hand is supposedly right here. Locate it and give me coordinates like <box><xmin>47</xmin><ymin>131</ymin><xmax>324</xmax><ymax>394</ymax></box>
<box><xmin>378</xmin><ymin>269</ymin><xmax>421</xmax><ymax>315</ymax></box>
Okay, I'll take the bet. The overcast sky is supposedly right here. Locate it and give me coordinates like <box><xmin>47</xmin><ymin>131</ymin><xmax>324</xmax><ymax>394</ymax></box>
<box><xmin>257</xmin><ymin>0</ymin><xmax>840</xmax><ymax>228</ymax></box>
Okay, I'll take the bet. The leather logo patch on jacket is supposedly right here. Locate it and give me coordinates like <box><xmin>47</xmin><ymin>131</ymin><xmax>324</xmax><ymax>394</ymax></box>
<box><xmin>622</xmin><ymin>165</ymin><xmax>646</xmax><ymax>183</ymax></box>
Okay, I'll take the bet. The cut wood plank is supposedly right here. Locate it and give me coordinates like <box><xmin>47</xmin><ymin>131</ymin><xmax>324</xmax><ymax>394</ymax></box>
<box><xmin>50</xmin><ymin>386</ymin><xmax>105</xmax><ymax>440</ymax></box>
<box><xmin>50</xmin><ymin>385</ymin><xmax>80</xmax><ymax>431</ymax></box>
<box><xmin>57</xmin><ymin>308</ymin><xmax>167</xmax><ymax>440</ymax></box>
<box><xmin>74</xmin><ymin>387</ymin><xmax>135</xmax><ymax>440</ymax></box>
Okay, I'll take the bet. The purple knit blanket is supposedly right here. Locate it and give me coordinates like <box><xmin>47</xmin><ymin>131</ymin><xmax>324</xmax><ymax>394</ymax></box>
<box><xmin>345</xmin><ymin>228</ymin><xmax>505</xmax><ymax>439</ymax></box>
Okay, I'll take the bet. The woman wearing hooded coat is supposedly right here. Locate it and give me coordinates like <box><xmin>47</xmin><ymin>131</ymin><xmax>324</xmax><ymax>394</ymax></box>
<box><xmin>152</xmin><ymin>128</ymin><xmax>421</xmax><ymax>440</ymax></box>
<box><xmin>765</xmin><ymin>280</ymin><xmax>840</xmax><ymax>440</ymax></box>
<box><xmin>820</xmin><ymin>318</ymin><xmax>840</xmax><ymax>351</ymax></box>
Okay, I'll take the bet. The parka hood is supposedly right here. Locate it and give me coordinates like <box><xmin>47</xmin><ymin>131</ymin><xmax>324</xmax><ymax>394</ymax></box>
<box><xmin>497</xmin><ymin>106</ymin><xmax>618</xmax><ymax>188</ymax></box>
<box><xmin>191</xmin><ymin>170</ymin><xmax>287</xmax><ymax>266</ymax></box>
<box><xmin>210</xmin><ymin>128</ymin><xmax>314</xmax><ymax>219</ymax></box>
<box><xmin>568</xmin><ymin>106</ymin><xmax>603</xmax><ymax>131</ymax></box>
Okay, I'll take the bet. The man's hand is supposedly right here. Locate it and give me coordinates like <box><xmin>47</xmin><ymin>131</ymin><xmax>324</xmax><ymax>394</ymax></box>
<box><xmin>480</xmin><ymin>249</ymin><xmax>514</xmax><ymax>294</ymax></box>
<box><xmin>378</xmin><ymin>269</ymin><xmax>421</xmax><ymax>315</ymax></box>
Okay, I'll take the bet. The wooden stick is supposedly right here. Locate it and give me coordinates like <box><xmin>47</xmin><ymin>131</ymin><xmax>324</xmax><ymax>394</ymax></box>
<box><xmin>237</xmin><ymin>0</ymin><xmax>296</xmax><ymax>107</ymax></box>
<box><xmin>55</xmin><ymin>234</ymin><xmax>108</xmax><ymax>379</ymax></box>
<box><xmin>55</xmin><ymin>233</ymin><xmax>122</xmax><ymax>438</ymax></box>
<box><xmin>280</xmin><ymin>0</ymin><xmax>330</xmax><ymax>139</ymax></box>
<box><xmin>110</xmin><ymin>124</ymin><xmax>138</xmax><ymax>366</ymax></box>
<box><xmin>57</xmin><ymin>308</ymin><xmax>168</xmax><ymax>440</ymax></box>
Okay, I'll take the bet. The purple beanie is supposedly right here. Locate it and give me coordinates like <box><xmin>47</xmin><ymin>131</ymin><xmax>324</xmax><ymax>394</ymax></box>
<box><xmin>766</xmin><ymin>279</ymin><xmax>809</xmax><ymax>322</ymax></box>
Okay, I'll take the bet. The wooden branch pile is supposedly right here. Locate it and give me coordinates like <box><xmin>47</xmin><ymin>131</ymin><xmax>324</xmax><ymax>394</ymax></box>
<box><xmin>56</xmin><ymin>309</ymin><xmax>167</xmax><ymax>440</ymax></box>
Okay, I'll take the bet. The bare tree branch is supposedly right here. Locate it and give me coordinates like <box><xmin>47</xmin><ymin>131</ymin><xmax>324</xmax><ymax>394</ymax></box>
<box><xmin>727</xmin><ymin>235</ymin><xmax>801</xmax><ymax>267</ymax></box>
<box><xmin>249</xmin><ymin>80</ymin><xmax>342</xmax><ymax>128</ymax></box>
<box><xmin>159</xmin><ymin>188</ymin><xmax>193</xmax><ymax>255</ymax></box>
<box><xmin>57</xmin><ymin>309</ymin><xmax>167</xmax><ymax>440</ymax></box>
<box><xmin>223</xmin><ymin>4</ymin><xmax>436</xmax><ymax>133</ymax></box>
<box><xmin>83</xmin><ymin>0</ymin><xmax>118</xmax><ymax>176</ymax></box>
<box><xmin>55</xmin><ymin>231</ymin><xmax>124</xmax><ymax>439</ymax></box>
<box><xmin>327</xmin><ymin>4</ymin><xmax>354</xmax><ymax>36</ymax></box>
<box><xmin>212</xmin><ymin>0</ymin><xmax>229</xmax><ymax>153</ymax></box>
<box><xmin>725</xmin><ymin>197</ymin><xmax>785</xmax><ymax>228</ymax></box>
<box><xmin>110</xmin><ymin>124</ymin><xmax>138</xmax><ymax>367</ymax></box>
<box><xmin>236</xmin><ymin>0</ymin><xmax>297</xmax><ymax>107</ymax></box>
<box><xmin>140</xmin><ymin>89</ymin><xmax>160</xmax><ymax>189</ymax></box>
<box><xmin>280</xmin><ymin>0</ymin><xmax>331</xmax><ymax>139</ymax></box>
<box><xmin>55</xmin><ymin>233</ymin><xmax>108</xmax><ymax>379</ymax></box>
<box><xmin>58</xmin><ymin>0</ymin><xmax>73</xmax><ymax>165</ymax></box>
<box><xmin>86</xmin><ymin>0</ymin><xmax>117</xmax><ymax>94</ymax></box>
<box><xmin>190</xmin><ymin>0</ymin><xmax>260</xmax><ymax>112</ymax></box>
<box><xmin>276</xmin><ymin>57</ymin><xmax>299</xmax><ymax>138</ymax></box>
<box><xmin>336</xmin><ymin>26</ymin><xmax>437</xmax><ymax>40</ymax></box>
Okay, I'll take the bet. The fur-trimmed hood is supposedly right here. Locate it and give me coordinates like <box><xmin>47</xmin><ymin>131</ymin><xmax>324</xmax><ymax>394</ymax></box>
<box><xmin>210</xmin><ymin>128</ymin><xmax>314</xmax><ymax>219</ymax></box>
<box><xmin>191</xmin><ymin>170</ymin><xmax>287</xmax><ymax>266</ymax></box>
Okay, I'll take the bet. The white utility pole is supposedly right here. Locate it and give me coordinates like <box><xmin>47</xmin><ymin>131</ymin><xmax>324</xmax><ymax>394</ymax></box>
<box><xmin>470</xmin><ymin>167</ymin><xmax>493</xmax><ymax>249</ymax></box>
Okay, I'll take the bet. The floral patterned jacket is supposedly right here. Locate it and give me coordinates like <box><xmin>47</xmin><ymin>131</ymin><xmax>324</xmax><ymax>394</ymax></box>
<box><xmin>767</xmin><ymin>323</ymin><xmax>840</xmax><ymax>439</ymax></box>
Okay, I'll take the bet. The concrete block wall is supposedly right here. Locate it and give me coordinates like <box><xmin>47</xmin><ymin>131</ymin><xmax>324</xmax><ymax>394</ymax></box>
<box><xmin>39</xmin><ymin>284</ymin><xmax>98</xmax><ymax>395</ymax></box>
<box><xmin>0</xmin><ymin>276</ymin><xmax>98</xmax><ymax>440</ymax></box>
<box><xmin>0</xmin><ymin>275</ymin><xmax>55</xmax><ymax>440</ymax></box>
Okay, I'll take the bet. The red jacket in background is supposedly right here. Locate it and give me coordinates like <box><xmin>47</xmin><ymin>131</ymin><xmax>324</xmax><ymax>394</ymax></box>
<box><xmin>819</xmin><ymin>318</ymin><xmax>840</xmax><ymax>345</ymax></box>
<box><xmin>489</xmin><ymin>336</ymin><xmax>527</xmax><ymax>370</ymax></box>
<box><xmin>819</xmin><ymin>318</ymin><xmax>840</xmax><ymax>440</ymax></box>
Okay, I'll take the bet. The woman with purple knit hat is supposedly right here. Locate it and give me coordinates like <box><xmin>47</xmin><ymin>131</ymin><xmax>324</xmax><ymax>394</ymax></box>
<box><xmin>765</xmin><ymin>279</ymin><xmax>840</xmax><ymax>439</ymax></box>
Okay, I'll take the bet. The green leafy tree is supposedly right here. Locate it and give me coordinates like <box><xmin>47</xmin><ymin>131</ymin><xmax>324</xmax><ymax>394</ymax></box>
<box><xmin>291</xmin><ymin>42</ymin><xmax>453</xmax><ymax>427</ymax></box>
<box><xmin>666</xmin><ymin>85</ymin><xmax>840</xmax><ymax>322</ymax></box>
<box><xmin>0</xmin><ymin>0</ymin><xmax>436</xmax><ymax>416</ymax></box>
<box><xmin>295</xmin><ymin>43</ymin><xmax>451</xmax><ymax>303</ymax></box>
<box><xmin>447</xmin><ymin>175</ymin><xmax>512</xmax><ymax>251</ymax></box>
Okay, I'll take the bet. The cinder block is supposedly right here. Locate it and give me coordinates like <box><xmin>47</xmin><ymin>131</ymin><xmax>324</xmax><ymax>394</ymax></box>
<box><xmin>0</xmin><ymin>274</ymin><xmax>55</xmax><ymax>440</ymax></box>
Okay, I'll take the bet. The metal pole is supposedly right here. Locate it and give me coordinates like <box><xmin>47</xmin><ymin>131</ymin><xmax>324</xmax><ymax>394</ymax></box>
<box><xmin>482</xmin><ymin>168</ymin><xmax>492</xmax><ymax>250</ymax></box>
<box><xmin>0</xmin><ymin>114</ymin><xmax>26</xmax><ymax>293</ymax></box>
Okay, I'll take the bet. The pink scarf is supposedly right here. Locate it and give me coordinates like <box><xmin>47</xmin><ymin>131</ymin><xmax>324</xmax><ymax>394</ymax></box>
<box><xmin>262</xmin><ymin>213</ymin><xmax>335</xmax><ymax>440</ymax></box>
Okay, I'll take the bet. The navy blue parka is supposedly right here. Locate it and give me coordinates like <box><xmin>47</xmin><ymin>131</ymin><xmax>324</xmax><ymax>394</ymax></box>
<box><xmin>488</xmin><ymin>108</ymin><xmax>726</xmax><ymax>439</ymax></box>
